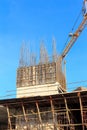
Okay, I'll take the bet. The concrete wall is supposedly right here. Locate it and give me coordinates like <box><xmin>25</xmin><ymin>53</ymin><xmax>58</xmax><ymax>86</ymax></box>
<box><xmin>17</xmin><ymin>82</ymin><xmax>61</xmax><ymax>98</ymax></box>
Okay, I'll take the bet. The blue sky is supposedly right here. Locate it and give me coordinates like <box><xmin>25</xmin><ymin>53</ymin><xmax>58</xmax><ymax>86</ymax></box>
<box><xmin>0</xmin><ymin>0</ymin><xmax>87</xmax><ymax>98</ymax></box>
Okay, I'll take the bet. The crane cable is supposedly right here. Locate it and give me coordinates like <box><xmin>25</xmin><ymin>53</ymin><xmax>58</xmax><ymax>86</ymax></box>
<box><xmin>61</xmin><ymin>8</ymin><xmax>82</xmax><ymax>54</ymax></box>
<box><xmin>71</xmin><ymin>9</ymin><xmax>82</xmax><ymax>31</ymax></box>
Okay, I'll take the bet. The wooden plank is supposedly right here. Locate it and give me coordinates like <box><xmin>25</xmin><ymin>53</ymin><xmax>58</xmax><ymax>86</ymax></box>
<box><xmin>21</xmin><ymin>102</ymin><xmax>30</xmax><ymax>129</ymax></box>
<box><xmin>36</xmin><ymin>101</ymin><xmax>43</xmax><ymax>129</ymax></box>
<box><xmin>50</xmin><ymin>96</ymin><xmax>59</xmax><ymax>130</ymax></box>
<box><xmin>63</xmin><ymin>97</ymin><xmax>75</xmax><ymax>130</ymax></box>
<box><xmin>78</xmin><ymin>92</ymin><xmax>84</xmax><ymax>130</ymax></box>
<box><xmin>6</xmin><ymin>105</ymin><xmax>12</xmax><ymax>130</ymax></box>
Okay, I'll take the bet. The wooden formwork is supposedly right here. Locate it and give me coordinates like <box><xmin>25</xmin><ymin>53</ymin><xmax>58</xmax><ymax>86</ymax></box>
<box><xmin>0</xmin><ymin>91</ymin><xmax>87</xmax><ymax>130</ymax></box>
<box><xmin>16</xmin><ymin>61</ymin><xmax>66</xmax><ymax>90</ymax></box>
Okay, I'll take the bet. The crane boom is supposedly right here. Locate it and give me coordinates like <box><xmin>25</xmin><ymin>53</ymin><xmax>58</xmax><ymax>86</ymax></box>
<box><xmin>61</xmin><ymin>1</ymin><xmax>87</xmax><ymax>59</ymax></box>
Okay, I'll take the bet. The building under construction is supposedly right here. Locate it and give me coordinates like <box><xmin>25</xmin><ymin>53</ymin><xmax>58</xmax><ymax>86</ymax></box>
<box><xmin>0</xmin><ymin>0</ymin><xmax>87</xmax><ymax>130</ymax></box>
<box><xmin>1</xmin><ymin>89</ymin><xmax>87</xmax><ymax>130</ymax></box>
<box><xmin>0</xmin><ymin>40</ymin><xmax>87</xmax><ymax>130</ymax></box>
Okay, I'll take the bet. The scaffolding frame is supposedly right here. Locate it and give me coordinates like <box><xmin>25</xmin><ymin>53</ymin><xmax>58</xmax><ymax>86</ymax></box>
<box><xmin>0</xmin><ymin>90</ymin><xmax>87</xmax><ymax>130</ymax></box>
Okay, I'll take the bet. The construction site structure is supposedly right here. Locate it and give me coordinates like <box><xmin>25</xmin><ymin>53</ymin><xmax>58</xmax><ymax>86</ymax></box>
<box><xmin>0</xmin><ymin>90</ymin><xmax>87</xmax><ymax>130</ymax></box>
<box><xmin>16</xmin><ymin>0</ymin><xmax>87</xmax><ymax>98</ymax></box>
<box><xmin>17</xmin><ymin>39</ymin><xmax>66</xmax><ymax>98</ymax></box>
<box><xmin>0</xmin><ymin>0</ymin><xmax>87</xmax><ymax>130</ymax></box>
<box><xmin>16</xmin><ymin>60</ymin><xmax>66</xmax><ymax>98</ymax></box>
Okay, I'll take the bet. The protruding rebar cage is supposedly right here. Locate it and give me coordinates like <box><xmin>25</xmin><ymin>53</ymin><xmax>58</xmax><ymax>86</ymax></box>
<box><xmin>17</xmin><ymin>41</ymin><xmax>66</xmax><ymax>98</ymax></box>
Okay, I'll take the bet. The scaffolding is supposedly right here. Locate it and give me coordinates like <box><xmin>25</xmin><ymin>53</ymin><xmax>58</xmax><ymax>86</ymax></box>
<box><xmin>0</xmin><ymin>90</ymin><xmax>87</xmax><ymax>130</ymax></box>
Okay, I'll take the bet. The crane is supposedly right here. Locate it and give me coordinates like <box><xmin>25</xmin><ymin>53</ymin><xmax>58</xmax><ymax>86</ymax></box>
<box><xmin>61</xmin><ymin>0</ymin><xmax>87</xmax><ymax>59</ymax></box>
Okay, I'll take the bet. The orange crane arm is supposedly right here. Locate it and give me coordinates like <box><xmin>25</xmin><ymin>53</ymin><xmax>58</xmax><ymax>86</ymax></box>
<box><xmin>61</xmin><ymin>0</ymin><xmax>87</xmax><ymax>59</ymax></box>
<box><xmin>61</xmin><ymin>14</ymin><xmax>87</xmax><ymax>59</ymax></box>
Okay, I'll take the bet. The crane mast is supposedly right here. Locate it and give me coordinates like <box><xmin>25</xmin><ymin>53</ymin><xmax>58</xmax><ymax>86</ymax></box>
<box><xmin>61</xmin><ymin>0</ymin><xmax>87</xmax><ymax>59</ymax></box>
